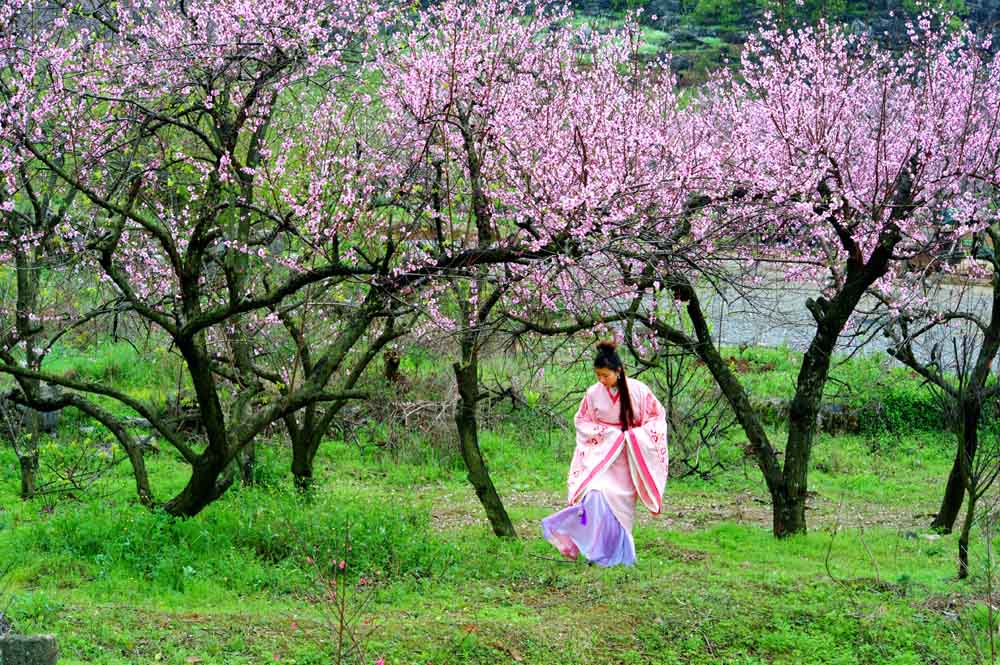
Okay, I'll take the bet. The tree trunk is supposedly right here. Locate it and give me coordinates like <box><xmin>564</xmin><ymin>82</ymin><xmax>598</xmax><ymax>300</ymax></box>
<box><xmin>288</xmin><ymin>401</ymin><xmax>345</xmax><ymax>493</ymax></box>
<box><xmin>771</xmin><ymin>485</ymin><xmax>807</xmax><ymax>538</ymax></box>
<box><xmin>14</xmin><ymin>241</ymin><xmax>41</xmax><ymax>501</ymax></box>
<box><xmin>934</xmin><ymin>433</ymin><xmax>974</xmax><ymax>533</ymax></box>
<box><xmin>163</xmin><ymin>453</ymin><xmax>233</xmax><ymax>517</ymax></box>
<box><xmin>667</xmin><ymin>280</ymin><xmax>788</xmax><ymax>537</ymax></box>
<box><xmin>956</xmin><ymin>398</ymin><xmax>981</xmax><ymax>579</ymax></box>
<box><xmin>290</xmin><ymin>422</ymin><xmax>320</xmax><ymax>494</ymax></box>
<box><xmin>17</xmin><ymin>446</ymin><xmax>38</xmax><ymax>500</ymax></box>
<box><xmin>453</xmin><ymin>358</ymin><xmax>516</xmax><ymax>538</ymax></box>
<box><xmin>274</xmin><ymin>294</ymin><xmax>390</xmax><ymax>493</ymax></box>
<box><xmin>935</xmin><ymin>461</ymin><xmax>963</xmax><ymax>529</ymax></box>
<box><xmin>74</xmin><ymin>399</ymin><xmax>155</xmax><ymax>507</ymax></box>
<box><xmin>163</xmin><ymin>337</ymin><xmax>236</xmax><ymax>516</ymax></box>
<box><xmin>232</xmin><ymin>371</ymin><xmax>257</xmax><ymax>488</ymax></box>
<box><xmin>448</xmin><ymin>114</ymin><xmax>515</xmax><ymax>538</ymax></box>
<box><xmin>958</xmin><ymin>492</ymin><xmax>976</xmax><ymax>580</ymax></box>
<box><xmin>780</xmin><ymin>306</ymin><xmax>846</xmax><ymax>536</ymax></box>
<box><xmin>384</xmin><ymin>350</ymin><xmax>402</xmax><ymax>383</ymax></box>
<box><xmin>90</xmin><ymin>411</ymin><xmax>154</xmax><ymax>507</ymax></box>
<box><xmin>292</xmin><ymin>459</ymin><xmax>314</xmax><ymax>493</ymax></box>
<box><xmin>239</xmin><ymin>444</ymin><xmax>256</xmax><ymax>486</ymax></box>
<box><xmin>123</xmin><ymin>443</ymin><xmax>153</xmax><ymax>506</ymax></box>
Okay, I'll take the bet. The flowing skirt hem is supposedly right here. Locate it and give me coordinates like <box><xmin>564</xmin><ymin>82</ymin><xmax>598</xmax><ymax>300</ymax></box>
<box><xmin>541</xmin><ymin>490</ymin><xmax>636</xmax><ymax>567</ymax></box>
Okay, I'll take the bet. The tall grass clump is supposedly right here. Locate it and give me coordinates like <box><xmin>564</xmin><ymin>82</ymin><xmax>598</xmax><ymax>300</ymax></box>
<box><xmin>4</xmin><ymin>482</ymin><xmax>457</xmax><ymax>597</ymax></box>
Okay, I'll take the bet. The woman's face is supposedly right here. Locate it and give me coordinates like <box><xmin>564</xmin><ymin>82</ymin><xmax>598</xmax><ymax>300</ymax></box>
<box><xmin>595</xmin><ymin>367</ymin><xmax>618</xmax><ymax>388</ymax></box>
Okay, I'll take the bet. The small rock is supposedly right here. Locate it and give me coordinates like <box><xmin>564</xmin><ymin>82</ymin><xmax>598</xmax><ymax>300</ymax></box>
<box><xmin>0</xmin><ymin>634</ymin><xmax>60</xmax><ymax>665</ymax></box>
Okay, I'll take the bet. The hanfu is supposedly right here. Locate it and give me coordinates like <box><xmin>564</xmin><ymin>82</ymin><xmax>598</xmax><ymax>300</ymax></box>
<box><xmin>542</xmin><ymin>377</ymin><xmax>668</xmax><ymax>566</ymax></box>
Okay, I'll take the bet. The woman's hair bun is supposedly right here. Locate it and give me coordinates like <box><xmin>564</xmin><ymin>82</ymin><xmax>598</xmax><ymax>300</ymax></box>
<box><xmin>596</xmin><ymin>340</ymin><xmax>617</xmax><ymax>352</ymax></box>
<box><xmin>594</xmin><ymin>339</ymin><xmax>623</xmax><ymax>371</ymax></box>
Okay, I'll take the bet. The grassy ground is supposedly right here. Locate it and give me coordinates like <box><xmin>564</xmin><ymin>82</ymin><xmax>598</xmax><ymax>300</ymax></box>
<box><xmin>0</xmin><ymin>344</ymin><xmax>991</xmax><ymax>664</ymax></box>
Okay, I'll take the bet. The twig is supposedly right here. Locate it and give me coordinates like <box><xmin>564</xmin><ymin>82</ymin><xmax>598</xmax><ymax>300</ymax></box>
<box><xmin>856</xmin><ymin>516</ymin><xmax>881</xmax><ymax>586</ymax></box>
<box><xmin>824</xmin><ymin>496</ymin><xmax>848</xmax><ymax>589</ymax></box>
<box><xmin>529</xmin><ymin>553</ymin><xmax>578</xmax><ymax>564</ymax></box>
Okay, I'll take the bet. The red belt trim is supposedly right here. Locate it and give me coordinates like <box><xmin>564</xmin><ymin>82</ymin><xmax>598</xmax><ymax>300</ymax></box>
<box><xmin>595</xmin><ymin>418</ymin><xmax>639</xmax><ymax>428</ymax></box>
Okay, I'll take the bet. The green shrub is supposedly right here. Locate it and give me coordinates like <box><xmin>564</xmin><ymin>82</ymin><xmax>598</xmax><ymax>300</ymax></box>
<box><xmin>857</xmin><ymin>385</ymin><xmax>945</xmax><ymax>435</ymax></box>
<box><xmin>9</xmin><ymin>482</ymin><xmax>456</xmax><ymax>595</ymax></box>
<box><xmin>690</xmin><ymin>0</ymin><xmax>742</xmax><ymax>26</ymax></box>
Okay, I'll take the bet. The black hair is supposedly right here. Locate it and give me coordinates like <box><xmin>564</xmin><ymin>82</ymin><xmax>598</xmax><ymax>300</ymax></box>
<box><xmin>594</xmin><ymin>340</ymin><xmax>634</xmax><ymax>430</ymax></box>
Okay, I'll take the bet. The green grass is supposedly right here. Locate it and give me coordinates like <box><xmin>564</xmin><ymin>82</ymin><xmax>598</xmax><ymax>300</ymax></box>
<box><xmin>0</xmin><ymin>344</ymin><xmax>988</xmax><ymax>663</ymax></box>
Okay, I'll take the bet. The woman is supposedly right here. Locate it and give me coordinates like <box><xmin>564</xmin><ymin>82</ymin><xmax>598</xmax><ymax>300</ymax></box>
<box><xmin>542</xmin><ymin>341</ymin><xmax>668</xmax><ymax>566</ymax></box>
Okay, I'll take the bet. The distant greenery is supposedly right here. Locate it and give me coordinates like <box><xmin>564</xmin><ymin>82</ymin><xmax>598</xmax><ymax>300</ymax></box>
<box><xmin>667</xmin><ymin>0</ymin><xmax>965</xmax><ymax>27</ymax></box>
<box><xmin>571</xmin><ymin>0</ymin><xmax>976</xmax><ymax>82</ymax></box>
<box><xmin>733</xmin><ymin>344</ymin><xmax>950</xmax><ymax>435</ymax></box>
<box><xmin>902</xmin><ymin>0</ymin><xmax>967</xmax><ymax>15</ymax></box>
<box><xmin>688</xmin><ymin>0</ymin><xmax>744</xmax><ymax>27</ymax></box>
<box><xmin>608</xmin><ymin>0</ymin><xmax>648</xmax><ymax>11</ymax></box>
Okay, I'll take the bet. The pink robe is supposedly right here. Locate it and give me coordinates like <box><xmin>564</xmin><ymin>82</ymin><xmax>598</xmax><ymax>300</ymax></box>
<box><xmin>567</xmin><ymin>379</ymin><xmax>669</xmax><ymax>534</ymax></box>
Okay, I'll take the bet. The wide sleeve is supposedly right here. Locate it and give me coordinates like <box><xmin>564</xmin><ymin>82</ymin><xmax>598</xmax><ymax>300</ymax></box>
<box><xmin>566</xmin><ymin>391</ymin><xmax>625</xmax><ymax>505</ymax></box>
<box><xmin>623</xmin><ymin>384</ymin><xmax>669</xmax><ymax>515</ymax></box>
<box><xmin>639</xmin><ymin>389</ymin><xmax>669</xmax><ymax>455</ymax></box>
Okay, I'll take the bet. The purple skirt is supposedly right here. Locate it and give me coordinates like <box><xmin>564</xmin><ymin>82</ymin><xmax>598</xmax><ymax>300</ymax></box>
<box><xmin>541</xmin><ymin>490</ymin><xmax>636</xmax><ymax>567</ymax></box>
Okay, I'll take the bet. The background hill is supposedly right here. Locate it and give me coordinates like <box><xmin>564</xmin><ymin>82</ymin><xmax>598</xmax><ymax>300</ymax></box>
<box><xmin>570</xmin><ymin>0</ymin><xmax>1000</xmax><ymax>82</ymax></box>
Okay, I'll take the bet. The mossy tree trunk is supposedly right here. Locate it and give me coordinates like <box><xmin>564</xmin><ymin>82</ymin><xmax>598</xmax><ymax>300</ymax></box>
<box><xmin>888</xmin><ymin>226</ymin><xmax>1000</xmax><ymax>535</ymax></box>
<box><xmin>453</xmin><ymin>339</ymin><xmax>516</xmax><ymax>538</ymax></box>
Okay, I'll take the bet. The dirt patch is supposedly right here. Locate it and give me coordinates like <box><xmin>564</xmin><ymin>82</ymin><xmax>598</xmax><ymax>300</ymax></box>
<box><xmin>643</xmin><ymin>539</ymin><xmax>710</xmax><ymax>563</ymax></box>
<box><xmin>725</xmin><ymin>357</ymin><xmax>776</xmax><ymax>374</ymax></box>
<box><xmin>919</xmin><ymin>591</ymin><xmax>981</xmax><ymax>621</ymax></box>
<box><xmin>430</xmin><ymin>486</ymin><xmax>943</xmax><ymax>535</ymax></box>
